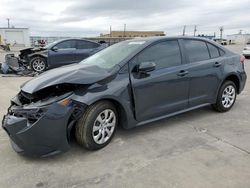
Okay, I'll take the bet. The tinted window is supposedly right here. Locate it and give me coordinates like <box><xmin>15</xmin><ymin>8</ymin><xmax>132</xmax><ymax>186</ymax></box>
<box><xmin>137</xmin><ymin>40</ymin><xmax>182</xmax><ymax>69</ymax></box>
<box><xmin>207</xmin><ymin>43</ymin><xmax>220</xmax><ymax>58</ymax></box>
<box><xmin>76</xmin><ymin>40</ymin><xmax>100</xmax><ymax>49</ymax></box>
<box><xmin>55</xmin><ymin>40</ymin><xmax>76</xmax><ymax>49</ymax></box>
<box><xmin>184</xmin><ymin>40</ymin><xmax>210</xmax><ymax>62</ymax></box>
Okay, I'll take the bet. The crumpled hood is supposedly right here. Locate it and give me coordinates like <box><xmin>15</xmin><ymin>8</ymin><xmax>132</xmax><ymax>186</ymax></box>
<box><xmin>20</xmin><ymin>47</ymin><xmax>46</xmax><ymax>53</ymax></box>
<box><xmin>21</xmin><ymin>63</ymin><xmax>115</xmax><ymax>94</ymax></box>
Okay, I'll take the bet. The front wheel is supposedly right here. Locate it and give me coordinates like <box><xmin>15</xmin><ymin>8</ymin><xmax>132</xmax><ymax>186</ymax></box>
<box><xmin>75</xmin><ymin>101</ymin><xmax>118</xmax><ymax>150</ymax></box>
<box><xmin>30</xmin><ymin>56</ymin><xmax>47</xmax><ymax>73</ymax></box>
<box><xmin>212</xmin><ymin>81</ymin><xmax>237</xmax><ymax>112</ymax></box>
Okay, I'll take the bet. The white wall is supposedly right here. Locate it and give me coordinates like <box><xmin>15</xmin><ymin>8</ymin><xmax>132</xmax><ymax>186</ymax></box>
<box><xmin>0</xmin><ymin>28</ymin><xmax>30</xmax><ymax>47</ymax></box>
<box><xmin>227</xmin><ymin>34</ymin><xmax>250</xmax><ymax>45</ymax></box>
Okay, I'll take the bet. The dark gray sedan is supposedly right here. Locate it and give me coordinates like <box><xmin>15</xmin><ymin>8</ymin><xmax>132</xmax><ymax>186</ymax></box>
<box><xmin>19</xmin><ymin>39</ymin><xmax>105</xmax><ymax>72</ymax></box>
<box><xmin>2</xmin><ymin>36</ymin><xmax>247</xmax><ymax>157</ymax></box>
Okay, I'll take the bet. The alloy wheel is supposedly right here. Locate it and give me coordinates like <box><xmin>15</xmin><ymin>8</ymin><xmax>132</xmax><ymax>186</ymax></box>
<box><xmin>222</xmin><ymin>85</ymin><xmax>236</xmax><ymax>108</ymax></box>
<box><xmin>92</xmin><ymin>109</ymin><xmax>116</xmax><ymax>144</ymax></box>
<box><xmin>32</xmin><ymin>59</ymin><xmax>46</xmax><ymax>72</ymax></box>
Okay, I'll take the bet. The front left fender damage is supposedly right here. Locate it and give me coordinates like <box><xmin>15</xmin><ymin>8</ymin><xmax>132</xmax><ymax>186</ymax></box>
<box><xmin>2</xmin><ymin>64</ymin><xmax>136</xmax><ymax>157</ymax></box>
<box><xmin>2</xmin><ymin>85</ymin><xmax>88</xmax><ymax>157</ymax></box>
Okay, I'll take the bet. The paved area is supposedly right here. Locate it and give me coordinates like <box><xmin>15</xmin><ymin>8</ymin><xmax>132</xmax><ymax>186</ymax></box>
<box><xmin>0</xmin><ymin>45</ymin><xmax>250</xmax><ymax>188</ymax></box>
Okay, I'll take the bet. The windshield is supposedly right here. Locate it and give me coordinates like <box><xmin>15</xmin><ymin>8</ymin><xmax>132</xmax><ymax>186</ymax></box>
<box><xmin>80</xmin><ymin>40</ymin><xmax>146</xmax><ymax>69</ymax></box>
<box><xmin>44</xmin><ymin>41</ymin><xmax>59</xmax><ymax>49</ymax></box>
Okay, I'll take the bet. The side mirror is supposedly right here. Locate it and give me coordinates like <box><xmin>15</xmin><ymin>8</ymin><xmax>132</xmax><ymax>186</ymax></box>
<box><xmin>52</xmin><ymin>46</ymin><xmax>58</xmax><ymax>51</ymax></box>
<box><xmin>138</xmin><ymin>62</ymin><xmax>156</xmax><ymax>73</ymax></box>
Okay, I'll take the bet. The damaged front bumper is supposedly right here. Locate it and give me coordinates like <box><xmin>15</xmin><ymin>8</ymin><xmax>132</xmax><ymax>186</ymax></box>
<box><xmin>2</xmin><ymin>94</ymin><xmax>86</xmax><ymax>157</ymax></box>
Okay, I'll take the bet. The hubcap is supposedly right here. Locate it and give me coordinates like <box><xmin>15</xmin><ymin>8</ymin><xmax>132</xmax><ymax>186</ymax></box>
<box><xmin>222</xmin><ymin>85</ymin><xmax>236</xmax><ymax>108</ymax></box>
<box><xmin>32</xmin><ymin>59</ymin><xmax>45</xmax><ymax>72</ymax></box>
<box><xmin>92</xmin><ymin>109</ymin><xmax>116</xmax><ymax>144</ymax></box>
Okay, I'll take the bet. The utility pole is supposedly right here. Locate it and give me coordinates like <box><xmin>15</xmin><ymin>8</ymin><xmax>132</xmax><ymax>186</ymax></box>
<box><xmin>6</xmin><ymin>18</ymin><xmax>10</xmax><ymax>28</ymax></box>
<box><xmin>182</xmin><ymin>25</ymin><xmax>186</xmax><ymax>36</ymax></box>
<box><xmin>123</xmin><ymin>24</ymin><xmax>126</xmax><ymax>37</ymax></box>
<box><xmin>194</xmin><ymin>25</ymin><xmax>197</xmax><ymax>37</ymax></box>
<box><xmin>109</xmin><ymin>25</ymin><xmax>112</xmax><ymax>37</ymax></box>
<box><xmin>109</xmin><ymin>25</ymin><xmax>112</xmax><ymax>46</ymax></box>
<box><xmin>219</xmin><ymin>26</ymin><xmax>224</xmax><ymax>39</ymax></box>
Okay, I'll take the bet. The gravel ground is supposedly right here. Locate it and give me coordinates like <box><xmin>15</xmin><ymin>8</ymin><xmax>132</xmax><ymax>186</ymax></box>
<box><xmin>0</xmin><ymin>45</ymin><xmax>250</xmax><ymax>188</ymax></box>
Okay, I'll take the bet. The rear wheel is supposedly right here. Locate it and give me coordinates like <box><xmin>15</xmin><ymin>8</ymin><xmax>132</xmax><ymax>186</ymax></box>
<box><xmin>30</xmin><ymin>56</ymin><xmax>47</xmax><ymax>72</ymax></box>
<box><xmin>212</xmin><ymin>81</ymin><xmax>237</xmax><ymax>112</ymax></box>
<box><xmin>75</xmin><ymin>101</ymin><xmax>117</xmax><ymax>150</ymax></box>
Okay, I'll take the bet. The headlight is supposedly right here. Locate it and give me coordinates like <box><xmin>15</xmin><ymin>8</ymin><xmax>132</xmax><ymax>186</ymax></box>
<box><xmin>57</xmin><ymin>98</ymin><xmax>72</xmax><ymax>107</ymax></box>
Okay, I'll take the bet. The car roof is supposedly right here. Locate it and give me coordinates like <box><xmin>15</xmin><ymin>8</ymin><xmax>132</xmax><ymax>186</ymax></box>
<box><xmin>126</xmin><ymin>36</ymin><xmax>216</xmax><ymax>43</ymax></box>
<box><xmin>54</xmin><ymin>38</ymin><xmax>100</xmax><ymax>44</ymax></box>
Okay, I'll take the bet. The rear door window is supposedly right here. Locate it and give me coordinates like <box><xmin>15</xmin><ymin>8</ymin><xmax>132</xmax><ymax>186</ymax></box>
<box><xmin>184</xmin><ymin>40</ymin><xmax>210</xmax><ymax>63</ymax></box>
<box><xmin>136</xmin><ymin>40</ymin><xmax>182</xmax><ymax>70</ymax></box>
<box><xmin>76</xmin><ymin>40</ymin><xmax>100</xmax><ymax>49</ymax></box>
<box><xmin>207</xmin><ymin>43</ymin><xmax>220</xmax><ymax>58</ymax></box>
<box><xmin>55</xmin><ymin>40</ymin><xmax>76</xmax><ymax>49</ymax></box>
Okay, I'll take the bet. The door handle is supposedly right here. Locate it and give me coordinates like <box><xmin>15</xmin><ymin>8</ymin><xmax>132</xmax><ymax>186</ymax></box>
<box><xmin>177</xmin><ymin>70</ymin><xmax>189</xmax><ymax>77</ymax></box>
<box><xmin>213</xmin><ymin>62</ymin><xmax>222</xmax><ymax>67</ymax></box>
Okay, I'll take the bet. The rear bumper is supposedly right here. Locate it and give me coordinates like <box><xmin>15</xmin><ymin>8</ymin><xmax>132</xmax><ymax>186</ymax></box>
<box><xmin>2</xmin><ymin>103</ymin><xmax>74</xmax><ymax>158</ymax></box>
<box><xmin>239</xmin><ymin>71</ymin><xmax>247</xmax><ymax>94</ymax></box>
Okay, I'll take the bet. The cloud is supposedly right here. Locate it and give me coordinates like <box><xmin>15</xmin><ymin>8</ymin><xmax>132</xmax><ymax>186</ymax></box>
<box><xmin>0</xmin><ymin>0</ymin><xmax>250</xmax><ymax>37</ymax></box>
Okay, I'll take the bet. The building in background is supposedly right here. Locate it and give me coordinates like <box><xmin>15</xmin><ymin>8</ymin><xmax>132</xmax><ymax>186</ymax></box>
<box><xmin>0</xmin><ymin>27</ymin><xmax>30</xmax><ymax>47</ymax></box>
<box><xmin>227</xmin><ymin>33</ymin><xmax>250</xmax><ymax>44</ymax></box>
<box><xmin>101</xmin><ymin>31</ymin><xmax>165</xmax><ymax>38</ymax></box>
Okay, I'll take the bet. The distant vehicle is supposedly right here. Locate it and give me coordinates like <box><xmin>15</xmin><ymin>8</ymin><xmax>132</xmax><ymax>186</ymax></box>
<box><xmin>2</xmin><ymin>37</ymin><xmax>247</xmax><ymax>157</ymax></box>
<box><xmin>19</xmin><ymin>39</ymin><xmax>106</xmax><ymax>72</ymax></box>
<box><xmin>213</xmin><ymin>38</ymin><xmax>228</xmax><ymax>45</ymax></box>
<box><xmin>242</xmin><ymin>42</ymin><xmax>250</xmax><ymax>58</ymax></box>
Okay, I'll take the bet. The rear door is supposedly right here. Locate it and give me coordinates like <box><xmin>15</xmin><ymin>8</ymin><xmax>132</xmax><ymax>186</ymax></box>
<box><xmin>74</xmin><ymin>40</ymin><xmax>101</xmax><ymax>62</ymax></box>
<box><xmin>48</xmin><ymin>40</ymin><xmax>77</xmax><ymax>68</ymax></box>
<box><xmin>130</xmin><ymin>40</ymin><xmax>189</xmax><ymax>122</ymax></box>
<box><xmin>182</xmin><ymin>39</ymin><xmax>224</xmax><ymax>107</ymax></box>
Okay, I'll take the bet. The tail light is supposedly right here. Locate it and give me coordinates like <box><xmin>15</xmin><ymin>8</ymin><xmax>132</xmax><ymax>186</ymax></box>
<box><xmin>240</xmin><ymin>55</ymin><xmax>245</xmax><ymax>63</ymax></box>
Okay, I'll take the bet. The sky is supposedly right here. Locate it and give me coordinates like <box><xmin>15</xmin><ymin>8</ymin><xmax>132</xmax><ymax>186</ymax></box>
<box><xmin>0</xmin><ymin>0</ymin><xmax>250</xmax><ymax>37</ymax></box>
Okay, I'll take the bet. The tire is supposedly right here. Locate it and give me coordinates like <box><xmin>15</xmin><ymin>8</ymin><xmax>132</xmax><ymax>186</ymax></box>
<box><xmin>75</xmin><ymin>101</ymin><xmax>118</xmax><ymax>150</ymax></box>
<box><xmin>212</xmin><ymin>81</ymin><xmax>237</xmax><ymax>112</ymax></box>
<box><xmin>30</xmin><ymin>56</ymin><xmax>47</xmax><ymax>73</ymax></box>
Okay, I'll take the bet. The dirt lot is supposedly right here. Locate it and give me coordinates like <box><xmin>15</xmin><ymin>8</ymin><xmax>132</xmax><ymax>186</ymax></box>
<box><xmin>0</xmin><ymin>45</ymin><xmax>249</xmax><ymax>188</ymax></box>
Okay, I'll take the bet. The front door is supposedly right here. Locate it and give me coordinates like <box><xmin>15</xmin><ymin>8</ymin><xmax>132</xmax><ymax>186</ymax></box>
<box><xmin>130</xmin><ymin>40</ymin><xmax>189</xmax><ymax>122</ymax></box>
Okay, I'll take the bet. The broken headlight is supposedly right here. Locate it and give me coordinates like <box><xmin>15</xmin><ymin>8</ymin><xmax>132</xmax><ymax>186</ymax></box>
<box><xmin>9</xmin><ymin>107</ymin><xmax>47</xmax><ymax>124</ymax></box>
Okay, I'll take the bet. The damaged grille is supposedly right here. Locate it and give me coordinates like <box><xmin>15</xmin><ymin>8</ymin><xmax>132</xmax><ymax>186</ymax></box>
<box><xmin>8</xmin><ymin>107</ymin><xmax>46</xmax><ymax>124</ymax></box>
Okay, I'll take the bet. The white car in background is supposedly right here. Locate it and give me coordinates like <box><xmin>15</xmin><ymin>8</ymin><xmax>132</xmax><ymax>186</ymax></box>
<box><xmin>243</xmin><ymin>42</ymin><xmax>250</xmax><ymax>58</ymax></box>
